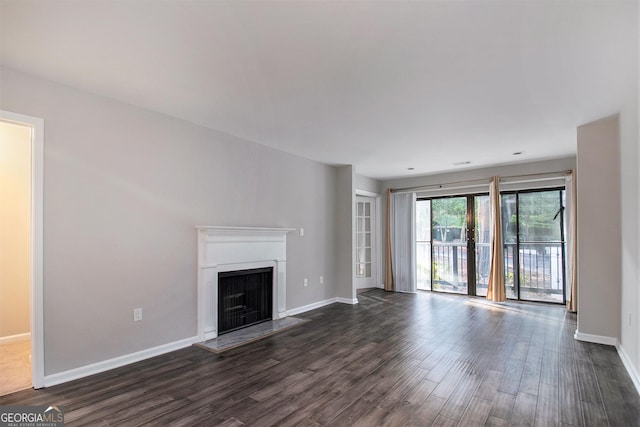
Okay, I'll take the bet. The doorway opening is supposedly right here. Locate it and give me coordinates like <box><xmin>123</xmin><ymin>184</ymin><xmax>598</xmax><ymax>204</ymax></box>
<box><xmin>0</xmin><ymin>120</ymin><xmax>32</xmax><ymax>395</ymax></box>
<box><xmin>0</xmin><ymin>110</ymin><xmax>44</xmax><ymax>393</ymax></box>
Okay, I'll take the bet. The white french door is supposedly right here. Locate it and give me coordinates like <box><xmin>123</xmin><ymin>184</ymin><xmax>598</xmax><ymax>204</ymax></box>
<box><xmin>355</xmin><ymin>196</ymin><xmax>377</xmax><ymax>289</ymax></box>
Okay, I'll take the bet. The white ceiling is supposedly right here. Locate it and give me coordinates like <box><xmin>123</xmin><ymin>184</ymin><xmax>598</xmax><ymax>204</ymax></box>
<box><xmin>1</xmin><ymin>1</ymin><xmax>636</xmax><ymax>179</ymax></box>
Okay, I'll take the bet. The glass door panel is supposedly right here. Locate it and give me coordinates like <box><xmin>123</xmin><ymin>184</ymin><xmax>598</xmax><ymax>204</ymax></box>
<box><xmin>431</xmin><ymin>198</ymin><xmax>468</xmax><ymax>294</ymax></box>
<box><xmin>474</xmin><ymin>196</ymin><xmax>490</xmax><ymax>297</ymax></box>
<box><xmin>416</xmin><ymin>200</ymin><xmax>431</xmax><ymax>290</ymax></box>
<box><xmin>517</xmin><ymin>191</ymin><xmax>564</xmax><ymax>303</ymax></box>
<box><xmin>501</xmin><ymin>194</ymin><xmax>518</xmax><ymax>299</ymax></box>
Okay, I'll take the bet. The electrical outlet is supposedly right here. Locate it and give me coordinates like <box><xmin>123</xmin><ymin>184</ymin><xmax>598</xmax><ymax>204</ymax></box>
<box><xmin>304</xmin><ymin>278</ymin><xmax>308</xmax><ymax>287</ymax></box>
<box><xmin>320</xmin><ymin>276</ymin><xmax>324</xmax><ymax>284</ymax></box>
<box><xmin>133</xmin><ymin>308</ymin><xmax>143</xmax><ymax>322</ymax></box>
<box><xmin>299</xmin><ymin>228</ymin><xmax>304</xmax><ymax>237</ymax></box>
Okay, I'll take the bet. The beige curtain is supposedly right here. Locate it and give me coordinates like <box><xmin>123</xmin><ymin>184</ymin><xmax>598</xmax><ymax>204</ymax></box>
<box><xmin>566</xmin><ymin>169</ymin><xmax>578</xmax><ymax>312</ymax></box>
<box><xmin>486</xmin><ymin>176</ymin><xmax>506</xmax><ymax>302</ymax></box>
<box><xmin>384</xmin><ymin>189</ymin><xmax>394</xmax><ymax>291</ymax></box>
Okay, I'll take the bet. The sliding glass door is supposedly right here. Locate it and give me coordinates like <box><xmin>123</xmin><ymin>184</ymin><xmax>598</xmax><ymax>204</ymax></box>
<box><xmin>416</xmin><ymin>200</ymin><xmax>432</xmax><ymax>291</ymax></box>
<box><xmin>502</xmin><ymin>194</ymin><xmax>518</xmax><ymax>299</ymax></box>
<box><xmin>431</xmin><ymin>197</ymin><xmax>469</xmax><ymax>294</ymax></box>
<box><xmin>416</xmin><ymin>189</ymin><xmax>565</xmax><ymax>303</ymax></box>
<box><xmin>416</xmin><ymin>195</ymin><xmax>489</xmax><ymax>296</ymax></box>
<box><xmin>510</xmin><ymin>189</ymin><xmax>566</xmax><ymax>303</ymax></box>
<box><xmin>474</xmin><ymin>195</ymin><xmax>491</xmax><ymax>297</ymax></box>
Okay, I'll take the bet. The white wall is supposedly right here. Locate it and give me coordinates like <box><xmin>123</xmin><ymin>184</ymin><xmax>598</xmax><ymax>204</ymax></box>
<box><xmin>355</xmin><ymin>174</ymin><xmax>382</xmax><ymax>195</ymax></box>
<box><xmin>618</xmin><ymin>5</ymin><xmax>640</xmax><ymax>385</ymax></box>
<box><xmin>635</xmin><ymin>0</ymin><xmax>640</xmax><ymax>384</ymax></box>
<box><xmin>0</xmin><ymin>121</ymin><xmax>31</xmax><ymax>338</ymax></box>
<box><xmin>0</xmin><ymin>67</ymin><xmax>339</xmax><ymax>375</ymax></box>
<box><xmin>576</xmin><ymin>116</ymin><xmax>622</xmax><ymax>342</ymax></box>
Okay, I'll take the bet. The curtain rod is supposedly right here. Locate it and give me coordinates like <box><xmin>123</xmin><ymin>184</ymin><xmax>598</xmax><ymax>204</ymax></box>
<box><xmin>390</xmin><ymin>169</ymin><xmax>572</xmax><ymax>194</ymax></box>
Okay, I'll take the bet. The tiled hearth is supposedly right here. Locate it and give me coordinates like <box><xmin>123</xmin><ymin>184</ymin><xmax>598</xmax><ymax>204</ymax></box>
<box><xmin>195</xmin><ymin>316</ymin><xmax>308</xmax><ymax>353</ymax></box>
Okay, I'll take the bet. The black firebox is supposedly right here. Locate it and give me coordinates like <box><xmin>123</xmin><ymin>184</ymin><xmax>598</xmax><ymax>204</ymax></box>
<box><xmin>218</xmin><ymin>267</ymin><xmax>273</xmax><ymax>334</ymax></box>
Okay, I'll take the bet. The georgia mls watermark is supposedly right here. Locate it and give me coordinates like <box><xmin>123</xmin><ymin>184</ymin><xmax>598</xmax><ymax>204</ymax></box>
<box><xmin>0</xmin><ymin>406</ymin><xmax>64</xmax><ymax>427</ymax></box>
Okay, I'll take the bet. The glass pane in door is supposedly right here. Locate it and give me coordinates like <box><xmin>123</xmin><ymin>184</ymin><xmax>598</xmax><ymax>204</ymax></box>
<box><xmin>474</xmin><ymin>196</ymin><xmax>490</xmax><ymax>297</ymax></box>
<box><xmin>517</xmin><ymin>191</ymin><xmax>564</xmax><ymax>303</ymax></box>
<box><xmin>431</xmin><ymin>198</ymin><xmax>468</xmax><ymax>294</ymax></box>
<box><xmin>416</xmin><ymin>200</ymin><xmax>431</xmax><ymax>290</ymax></box>
<box><xmin>356</xmin><ymin>201</ymin><xmax>372</xmax><ymax>278</ymax></box>
<box><xmin>501</xmin><ymin>194</ymin><xmax>518</xmax><ymax>299</ymax></box>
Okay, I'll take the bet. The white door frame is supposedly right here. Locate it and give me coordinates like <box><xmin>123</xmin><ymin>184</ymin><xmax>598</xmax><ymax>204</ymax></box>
<box><xmin>355</xmin><ymin>190</ymin><xmax>382</xmax><ymax>291</ymax></box>
<box><xmin>1</xmin><ymin>110</ymin><xmax>45</xmax><ymax>389</ymax></box>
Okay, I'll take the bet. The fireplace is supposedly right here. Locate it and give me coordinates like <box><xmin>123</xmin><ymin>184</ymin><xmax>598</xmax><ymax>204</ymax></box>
<box><xmin>196</xmin><ymin>226</ymin><xmax>295</xmax><ymax>341</ymax></box>
<box><xmin>218</xmin><ymin>267</ymin><xmax>273</xmax><ymax>334</ymax></box>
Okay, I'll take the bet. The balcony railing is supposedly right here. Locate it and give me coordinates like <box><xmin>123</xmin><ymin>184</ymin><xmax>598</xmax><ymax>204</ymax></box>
<box><xmin>423</xmin><ymin>240</ymin><xmax>564</xmax><ymax>302</ymax></box>
<box><xmin>432</xmin><ymin>242</ymin><xmax>468</xmax><ymax>293</ymax></box>
<box><xmin>509</xmin><ymin>242</ymin><xmax>564</xmax><ymax>303</ymax></box>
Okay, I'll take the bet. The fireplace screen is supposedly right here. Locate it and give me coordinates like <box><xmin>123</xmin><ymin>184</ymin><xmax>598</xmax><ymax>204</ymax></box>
<box><xmin>218</xmin><ymin>267</ymin><xmax>273</xmax><ymax>334</ymax></box>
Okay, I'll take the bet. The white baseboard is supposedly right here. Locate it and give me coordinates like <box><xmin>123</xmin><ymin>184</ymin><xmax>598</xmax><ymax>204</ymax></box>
<box><xmin>42</xmin><ymin>295</ymin><xmax>363</xmax><ymax>387</ymax></box>
<box><xmin>44</xmin><ymin>336</ymin><xmax>199</xmax><ymax>387</ymax></box>
<box><xmin>0</xmin><ymin>332</ymin><xmax>30</xmax><ymax>344</ymax></box>
<box><xmin>336</xmin><ymin>297</ymin><xmax>358</xmax><ymax>305</ymax></box>
<box><xmin>616</xmin><ymin>343</ymin><xmax>640</xmax><ymax>396</ymax></box>
<box><xmin>574</xmin><ymin>330</ymin><xmax>618</xmax><ymax>346</ymax></box>
<box><xmin>286</xmin><ymin>298</ymin><xmax>337</xmax><ymax>316</ymax></box>
<box><xmin>574</xmin><ymin>331</ymin><xmax>640</xmax><ymax>396</ymax></box>
<box><xmin>286</xmin><ymin>296</ymin><xmax>359</xmax><ymax>317</ymax></box>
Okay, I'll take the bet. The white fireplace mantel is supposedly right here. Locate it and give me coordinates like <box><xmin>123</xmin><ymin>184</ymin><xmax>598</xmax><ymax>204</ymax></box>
<box><xmin>196</xmin><ymin>226</ymin><xmax>296</xmax><ymax>341</ymax></box>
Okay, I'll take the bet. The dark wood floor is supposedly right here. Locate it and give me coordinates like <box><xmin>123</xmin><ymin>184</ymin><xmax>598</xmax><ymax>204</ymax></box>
<box><xmin>2</xmin><ymin>289</ymin><xmax>639</xmax><ymax>426</ymax></box>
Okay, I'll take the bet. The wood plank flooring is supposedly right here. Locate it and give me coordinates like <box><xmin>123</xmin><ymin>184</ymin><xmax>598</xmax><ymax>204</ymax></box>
<box><xmin>1</xmin><ymin>289</ymin><xmax>639</xmax><ymax>426</ymax></box>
